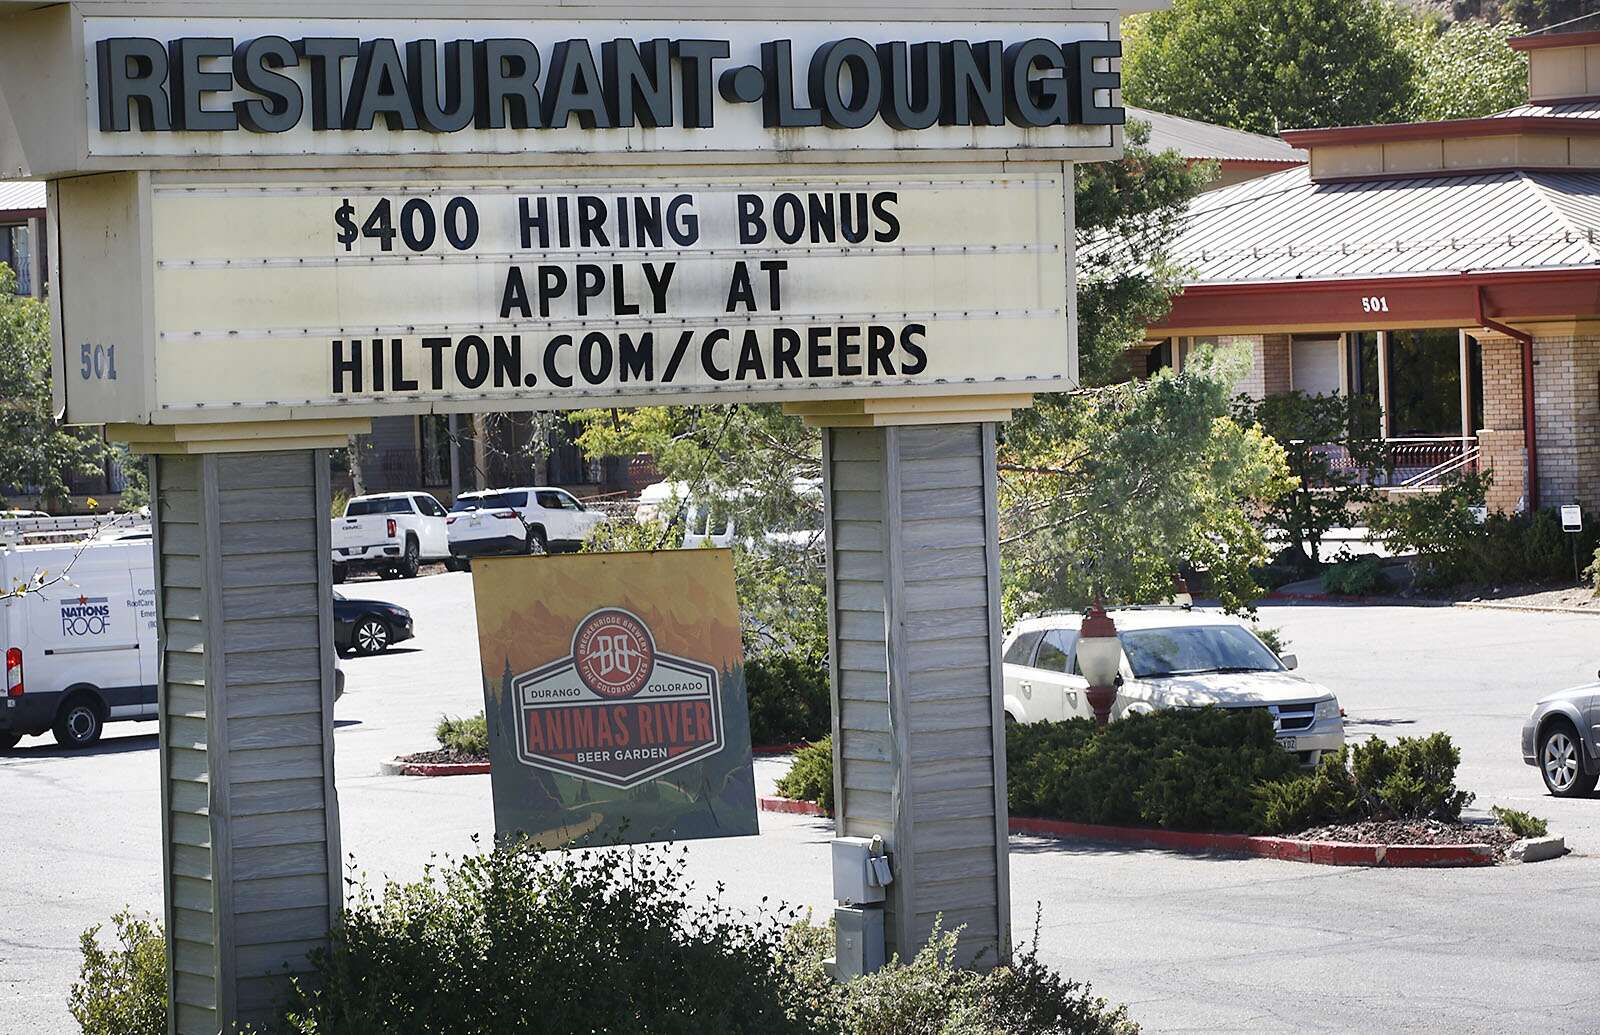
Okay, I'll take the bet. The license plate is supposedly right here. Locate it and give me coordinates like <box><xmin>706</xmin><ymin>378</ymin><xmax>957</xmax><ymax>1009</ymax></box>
<box><xmin>1276</xmin><ymin>737</ymin><xmax>1297</xmax><ymax>751</ymax></box>
<box><xmin>468</xmin><ymin>516</ymin><xmax>481</xmax><ymax>527</ymax></box>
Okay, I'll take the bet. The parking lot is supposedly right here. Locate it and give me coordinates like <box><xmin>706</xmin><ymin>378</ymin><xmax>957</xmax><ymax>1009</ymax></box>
<box><xmin>2</xmin><ymin>572</ymin><xmax>1597</xmax><ymax>1034</ymax></box>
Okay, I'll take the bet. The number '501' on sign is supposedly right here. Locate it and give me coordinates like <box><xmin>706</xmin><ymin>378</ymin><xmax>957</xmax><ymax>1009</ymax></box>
<box><xmin>80</xmin><ymin>343</ymin><xmax>120</xmax><ymax>381</ymax></box>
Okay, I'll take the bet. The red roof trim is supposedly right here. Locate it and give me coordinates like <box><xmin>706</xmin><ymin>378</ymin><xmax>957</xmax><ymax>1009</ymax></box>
<box><xmin>1281</xmin><ymin>116</ymin><xmax>1600</xmax><ymax>147</ymax></box>
<box><xmin>1150</xmin><ymin>269</ymin><xmax>1600</xmax><ymax>334</ymax></box>
<box><xmin>0</xmin><ymin>208</ymin><xmax>44</xmax><ymax>222</ymax></box>
<box><xmin>1509</xmin><ymin>29</ymin><xmax>1600</xmax><ymax>51</ymax></box>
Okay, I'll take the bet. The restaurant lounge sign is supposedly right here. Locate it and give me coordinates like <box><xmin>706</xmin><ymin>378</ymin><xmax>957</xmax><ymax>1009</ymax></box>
<box><xmin>48</xmin><ymin>15</ymin><xmax>1120</xmax><ymax>428</ymax></box>
<box><xmin>90</xmin><ymin>24</ymin><xmax>1123</xmax><ymax>146</ymax></box>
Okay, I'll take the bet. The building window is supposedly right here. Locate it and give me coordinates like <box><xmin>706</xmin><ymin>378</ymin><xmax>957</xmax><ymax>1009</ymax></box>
<box><xmin>1347</xmin><ymin>331</ymin><xmax>1379</xmax><ymax>404</ymax></box>
<box><xmin>1386</xmin><ymin>329</ymin><xmax>1467</xmax><ymax>437</ymax></box>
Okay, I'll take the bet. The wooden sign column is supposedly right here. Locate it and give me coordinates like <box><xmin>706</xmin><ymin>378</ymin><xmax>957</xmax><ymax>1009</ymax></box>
<box><xmin>795</xmin><ymin>398</ymin><xmax>1027</xmax><ymax>967</ymax></box>
<box><xmin>123</xmin><ymin>425</ymin><xmax>365</xmax><ymax>1035</ymax></box>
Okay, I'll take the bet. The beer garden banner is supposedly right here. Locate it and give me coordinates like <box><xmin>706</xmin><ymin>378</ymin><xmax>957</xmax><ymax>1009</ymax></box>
<box><xmin>471</xmin><ymin>548</ymin><xmax>759</xmax><ymax>847</ymax></box>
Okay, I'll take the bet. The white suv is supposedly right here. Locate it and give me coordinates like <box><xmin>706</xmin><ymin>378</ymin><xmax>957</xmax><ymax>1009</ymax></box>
<box><xmin>447</xmin><ymin>487</ymin><xmax>606</xmax><ymax>560</ymax></box>
<box><xmin>1002</xmin><ymin>609</ymin><xmax>1346</xmax><ymax>765</ymax></box>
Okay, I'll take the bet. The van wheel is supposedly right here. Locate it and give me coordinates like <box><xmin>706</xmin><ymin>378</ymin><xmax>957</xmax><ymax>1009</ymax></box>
<box><xmin>332</xmin><ymin>562</ymin><xmax>348</xmax><ymax>584</ymax></box>
<box><xmin>444</xmin><ymin>557</ymin><xmax>468</xmax><ymax>573</ymax></box>
<box><xmin>52</xmin><ymin>695</ymin><xmax>103</xmax><ymax>748</ymax></box>
<box><xmin>527</xmin><ymin>527</ymin><xmax>548</xmax><ymax>555</ymax></box>
<box><xmin>398</xmin><ymin>538</ymin><xmax>421</xmax><ymax>578</ymax></box>
<box><xmin>0</xmin><ymin>733</ymin><xmax>20</xmax><ymax>751</ymax></box>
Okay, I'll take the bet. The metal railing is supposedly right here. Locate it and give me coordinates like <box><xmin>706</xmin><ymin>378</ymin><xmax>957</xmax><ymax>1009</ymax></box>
<box><xmin>1302</xmin><ymin>437</ymin><xmax>1479</xmax><ymax>489</ymax></box>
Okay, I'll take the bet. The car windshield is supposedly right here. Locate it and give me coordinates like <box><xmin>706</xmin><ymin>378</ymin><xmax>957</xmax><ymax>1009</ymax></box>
<box><xmin>1120</xmin><ymin>625</ymin><xmax>1282</xmax><ymax>679</ymax></box>
<box><xmin>346</xmin><ymin>498</ymin><xmax>413</xmax><ymax>516</ymax></box>
<box><xmin>451</xmin><ymin>492</ymin><xmax>525</xmax><ymax>512</ymax></box>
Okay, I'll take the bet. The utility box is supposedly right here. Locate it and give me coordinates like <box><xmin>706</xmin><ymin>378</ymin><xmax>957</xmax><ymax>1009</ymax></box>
<box><xmin>834</xmin><ymin>905</ymin><xmax>887</xmax><ymax>981</ymax></box>
<box><xmin>832</xmin><ymin>836</ymin><xmax>890</xmax><ymax>905</ymax></box>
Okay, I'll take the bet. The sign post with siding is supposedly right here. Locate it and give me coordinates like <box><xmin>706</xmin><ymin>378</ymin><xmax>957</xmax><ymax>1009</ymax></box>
<box><xmin>0</xmin><ymin>1</ymin><xmax>1140</xmax><ymax>1029</ymax></box>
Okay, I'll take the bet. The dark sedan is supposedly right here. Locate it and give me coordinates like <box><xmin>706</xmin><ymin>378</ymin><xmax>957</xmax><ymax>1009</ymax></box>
<box><xmin>334</xmin><ymin>593</ymin><xmax>415</xmax><ymax>656</ymax></box>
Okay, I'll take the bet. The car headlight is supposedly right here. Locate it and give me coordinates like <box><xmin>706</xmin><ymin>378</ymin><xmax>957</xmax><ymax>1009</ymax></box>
<box><xmin>1315</xmin><ymin>698</ymin><xmax>1341</xmax><ymax>722</ymax></box>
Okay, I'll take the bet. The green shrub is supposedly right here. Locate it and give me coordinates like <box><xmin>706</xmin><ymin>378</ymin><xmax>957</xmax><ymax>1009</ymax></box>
<box><xmin>1258</xmin><ymin>733</ymin><xmax>1474</xmax><ymax>833</ymax></box>
<box><xmin>1006</xmin><ymin>709</ymin><xmax>1302</xmax><ymax>834</ymax></box>
<box><xmin>775</xmin><ymin>737</ymin><xmax>835</xmax><ymax>814</ymax></box>
<box><xmin>1251</xmin><ymin>754</ymin><xmax>1360</xmax><ymax>834</ymax></box>
<box><xmin>1251</xmin><ymin>625</ymin><xmax>1289</xmax><ymax>657</ymax></box>
<box><xmin>1348</xmin><ymin>732</ymin><xmax>1474</xmax><ymax>821</ymax></box>
<box><xmin>69</xmin><ymin>910</ymin><xmax>166</xmax><ymax>1035</ymax></box>
<box><xmin>1491</xmin><ymin>806</ymin><xmax>1549</xmax><ymax>839</ymax></box>
<box><xmin>286</xmin><ymin>844</ymin><xmax>820</xmax><ymax>1035</ymax></box>
<box><xmin>1372</xmin><ymin>477</ymin><xmax>1600</xmax><ymax>590</ymax></box>
<box><xmin>815</xmin><ymin>922</ymin><xmax>1139</xmax><ymax>1035</ymax></box>
<box><xmin>745</xmin><ymin>649</ymin><xmax>831</xmax><ymax>745</ymax></box>
<box><xmin>1321</xmin><ymin>556</ymin><xmax>1390</xmax><ymax>597</ymax></box>
<box><xmin>434</xmin><ymin>712</ymin><xmax>488</xmax><ymax>757</ymax></box>
<box><xmin>1588</xmin><ymin>545</ymin><xmax>1600</xmax><ymax>591</ymax></box>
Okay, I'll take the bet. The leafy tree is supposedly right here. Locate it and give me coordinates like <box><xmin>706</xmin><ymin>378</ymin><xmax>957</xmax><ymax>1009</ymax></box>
<box><xmin>1499</xmin><ymin>0</ymin><xmax>1599</xmax><ymax>28</ymax></box>
<box><xmin>1398</xmin><ymin>16</ymin><xmax>1529</xmax><ymax>120</ymax></box>
<box><xmin>1000</xmin><ymin>347</ymin><xmax>1293</xmax><ymax>619</ymax></box>
<box><xmin>1122</xmin><ymin>0</ymin><xmax>1416</xmax><ymax>135</ymax></box>
<box><xmin>574</xmin><ymin>403</ymin><xmax>827</xmax><ymax>655</ymax></box>
<box><xmin>0</xmin><ymin>264</ymin><xmax>109</xmax><ymax>510</ymax></box>
<box><xmin>1233</xmin><ymin>391</ymin><xmax>1388</xmax><ymax>575</ymax></box>
<box><xmin>1076</xmin><ymin>119</ymin><xmax>1217</xmax><ymax>386</ymax></box>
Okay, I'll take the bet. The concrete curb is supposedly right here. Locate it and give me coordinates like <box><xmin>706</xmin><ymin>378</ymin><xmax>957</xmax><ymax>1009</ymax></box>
<box><xmin>1452</xmin><ymin>601</ymin><xmax>1600</xmax><ymax>617</ymax></box>
<box><xmin>1507</xmin><ymin>836</ymin><xmax>1567</xmax><ymax>862</ymax></box>
<box><xmin>380</xmin><ymin>758</ymin><xmax>491</xmax><ymax>777</ymax></box>
<box><xmin>1265</xmin><ymin>590</ymin><xmax>1445</xmax><ymax>607</ymax></box>
<box><xmin>756</xmin><ymin>798</ymin><xmax>1498</xmax><ymax>866</ymax></box>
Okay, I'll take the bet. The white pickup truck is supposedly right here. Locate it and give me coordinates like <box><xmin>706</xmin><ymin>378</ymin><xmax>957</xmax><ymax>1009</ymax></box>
<box><xmin>332</xmin><ymin>492</ymin><xmax>452</xmax><ymax>581</ymax></box>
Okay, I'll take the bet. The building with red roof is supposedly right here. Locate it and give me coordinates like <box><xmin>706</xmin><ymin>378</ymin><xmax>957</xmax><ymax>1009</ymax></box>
<box><xmin>1143</xmin><ymin>18</ymin><xmax>1600</xmax><ymax>515</ymax></box>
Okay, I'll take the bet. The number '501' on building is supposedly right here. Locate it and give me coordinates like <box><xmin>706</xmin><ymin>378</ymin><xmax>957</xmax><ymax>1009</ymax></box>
<box><xmin>1135</xmin><ymin>18</ymin><xmax>1600</xmax><ymax>517</ymax></box>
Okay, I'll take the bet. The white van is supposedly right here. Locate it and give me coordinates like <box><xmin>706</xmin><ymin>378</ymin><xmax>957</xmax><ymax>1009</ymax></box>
<box><xmin>1</xmin><ymin>539</ymin><xmax>158</xmax><ymax>748</ymax></box>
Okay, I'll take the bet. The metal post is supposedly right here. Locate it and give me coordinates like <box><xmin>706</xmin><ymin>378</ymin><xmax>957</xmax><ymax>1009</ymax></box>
<box><xmin>152</xmin><ymin>449</ymin><xmax>342</xmax><ymax>1034</ymax></box>
<box><xmin>823</xmin><ymin>422</ymin><xmax>1011</xmax><ymax>969</ymax></box>
<box><xmin>448</xmin><ymin>413</ymin><xmax>462</xmax><ymax>500</ymax></box>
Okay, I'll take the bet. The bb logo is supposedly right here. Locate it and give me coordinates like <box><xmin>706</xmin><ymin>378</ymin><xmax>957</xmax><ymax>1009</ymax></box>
<box><xmin>60</xmin><ymin>595</ymin><xmax>112</xmax><ymax>637</ymax></box>
<box><xmin>573</xmin><ymin>609</ymin><xmax>655</xmax><ymax>699</ymax></box>
<box><xmin>511</xmin><ymin>606</ymin><xmax>723</xmax><ymax>789</ymax></box>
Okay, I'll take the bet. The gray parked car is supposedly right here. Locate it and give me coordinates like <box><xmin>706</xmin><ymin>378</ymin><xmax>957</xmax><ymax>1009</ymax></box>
<box><xmin>1522</xmin><ymin>676</ymin><xmax>1600</xmax><ymax>797</ymax></box>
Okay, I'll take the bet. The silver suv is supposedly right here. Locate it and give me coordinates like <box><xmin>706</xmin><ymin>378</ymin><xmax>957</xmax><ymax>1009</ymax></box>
<box><xmin>1002</xmin><ymin>609</ymin><xmax>1346</xmax><ymax>766</ymax></box>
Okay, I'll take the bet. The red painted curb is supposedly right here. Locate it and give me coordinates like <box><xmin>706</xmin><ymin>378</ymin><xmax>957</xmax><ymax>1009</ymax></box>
<box><xmin>1006</xmin><ymin>817</ymin><xmax>1495</xmax><ymax>867</ymax></box>
<box><xmin>753</xmin><ymin>743</ymin><xmax>812</xmax><ymax>756</ymax></box>
<box><xmin>756</xmin><ymin>799</ymin><xmax>1496</xmax><ymax>866</ymax></box>
<box><xmin>758</xmin><ymin>795</ymin><xmax>830</xmax><ymax>817</ymax></box>
<box><xmin>389</xmin><ymin>759</ymin><xmax>491</xmax><ymax>777</ymax></box>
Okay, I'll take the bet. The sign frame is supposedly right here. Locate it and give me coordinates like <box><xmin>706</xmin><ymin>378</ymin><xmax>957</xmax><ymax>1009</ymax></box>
<box><xmin>52</xmin><ymin>161</ymin><xmax>1079</xmax><ymax>426</ymax></box>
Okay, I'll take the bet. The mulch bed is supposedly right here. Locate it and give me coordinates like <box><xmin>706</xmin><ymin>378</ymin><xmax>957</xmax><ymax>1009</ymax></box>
<box><xmin>398</xmin><ymin>748</ymin><xmax>489</xmax><ymax>766</ymax></box>
<box><xmin>1296</xmin><ymin>819</ymin><xmax>1519</xmax><ymax>854</ymax></box>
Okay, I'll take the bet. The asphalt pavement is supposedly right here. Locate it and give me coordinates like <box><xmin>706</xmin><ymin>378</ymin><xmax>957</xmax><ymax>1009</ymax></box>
<box><xmin>2</xmin><ymin>573</ymin><xmax>1596</xmax><ymax>1034</ymax></box>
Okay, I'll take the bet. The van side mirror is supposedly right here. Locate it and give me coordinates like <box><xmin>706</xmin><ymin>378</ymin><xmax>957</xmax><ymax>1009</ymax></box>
<box><xmin>1281</xmin><ymin>653</ymin><xmax>1299</xmax><ymax>671</ymax></box>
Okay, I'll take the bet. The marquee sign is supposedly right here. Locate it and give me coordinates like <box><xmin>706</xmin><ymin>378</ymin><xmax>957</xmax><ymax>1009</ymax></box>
<box><xmin>81</xmin><ymin>18</ymin><xmax>1122</xmax><ymax>160</ymax></box>
<box><xmin>472</xmin><ymin>549</ymin><xmax>759</xmax><ymax>848</ymax></box>
<box><xmin>60</xmin><ymin>169</ymin><xmax>1071</xmax><ymax>423</ymax></box>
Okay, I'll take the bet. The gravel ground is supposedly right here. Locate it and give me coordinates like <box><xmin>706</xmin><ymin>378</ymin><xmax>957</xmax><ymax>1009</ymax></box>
<box><xmin>1296</xmin><ymin>819</ymin><xmax>1520</xmax><ymax>853</ymax></box>
<box><xmin>397</xmin><ymin>748</ymin><xmax>489</xmax><ymax>765</ymax></box>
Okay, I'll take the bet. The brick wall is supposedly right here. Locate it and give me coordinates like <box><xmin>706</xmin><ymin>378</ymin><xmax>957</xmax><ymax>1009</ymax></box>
<box><xmin>1477</xmin><ymin>334</ymin><xmax>1526</xmax><ymax>513</ymax></box>
<box><xmin>1261</xmin><ymin>334</ymin><xmax>1292</xmax><ymax>396</ymax></box>
<box><xmin>1224</xmin><ymin>335</ymin><xmax>1267</xmax><ymax>400</ymax></box>
<box><xmin>1479</xmin><ymin>336</ymin><xmax>1524</xmax><ymax>434</ymax></box>
<box><xmin>1532</xmin><ymin>334</ymin><xmax>1600</xmax><ymax>513</ymax></box>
